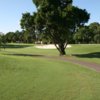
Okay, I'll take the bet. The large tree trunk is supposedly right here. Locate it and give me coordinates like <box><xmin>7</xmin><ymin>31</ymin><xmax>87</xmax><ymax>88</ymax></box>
<box><xmin>59</xmin><ymin>44</ymin><xmax>66</xmax><ymax>56</ymax></box>
<box><xmin>59</xmin><ymin>47</ymin><xmax>66</xmax><ymax>55</ymax></box>
<box><xmin>55</xmin><ymin>43</ymin><xmax>66</xmax><ymax>56</ymax></box>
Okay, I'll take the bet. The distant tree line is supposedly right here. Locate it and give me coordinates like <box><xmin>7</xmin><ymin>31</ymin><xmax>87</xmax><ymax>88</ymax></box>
<box><xmin>0</xmin><ymin>30</ymin><xmax>36</xmax><ymax>44</ymax></box>
<box><xmin>0</xmin><ymin>22</ymin><xmax>100</xmax><ymax>45</ymax></box>
<box><xmin>74</xmin><ymin>22</ymin><xmax>100</xmax><ymax>44</ymax></box>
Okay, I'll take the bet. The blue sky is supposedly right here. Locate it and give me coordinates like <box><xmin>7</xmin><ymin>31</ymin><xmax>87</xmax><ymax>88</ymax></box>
<box><xmin>0</xmin><ymin>0</ymin><xmax>100</xmax><ymax>33</ymax></box>
<box><xmin>73</xmin><ymin>0</ymin><xmax>100</xmax><ymax>24</ymax></box>
<box><xmin>0</xmin><ymin>0</ymin><xmax>36</xmax><ymax>33</ymax></box>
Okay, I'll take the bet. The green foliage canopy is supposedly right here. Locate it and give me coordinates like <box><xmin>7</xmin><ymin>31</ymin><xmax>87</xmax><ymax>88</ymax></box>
<box><xmin>32</xmin><ymin>0</ymin><xmax>90</xmax><ymax>55</ymax></box>
<box><xmin>20</xmin><ymin>0</ymin><xmax>90</xmax><ymax>55</ymax></box>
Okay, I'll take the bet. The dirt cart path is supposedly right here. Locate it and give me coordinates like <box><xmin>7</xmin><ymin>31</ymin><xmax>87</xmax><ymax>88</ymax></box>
<box><xmin>46</xmin><ymin>56</ymin><xmax>100</xmax><ymax>72</ymax></box>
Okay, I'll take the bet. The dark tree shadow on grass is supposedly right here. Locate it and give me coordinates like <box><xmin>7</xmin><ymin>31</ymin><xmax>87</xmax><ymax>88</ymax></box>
<box><xmin>1</xmin><ymin>44</ymin><xmax>33</xmax><ymax>49</ymax></box>
<box><xmin>6</xmin><ymin>53</ymin><xmax>45</xmax><ymax>58</ymax></box>
<box><xmin>73</xmin><ymin>52</ymin><xmax>100</xmax><ymax>58</ymax></box>
<box><xmin>4</xmin><ymin>51</ymin><xmax>100</xmax><ymax>59</ymax></box>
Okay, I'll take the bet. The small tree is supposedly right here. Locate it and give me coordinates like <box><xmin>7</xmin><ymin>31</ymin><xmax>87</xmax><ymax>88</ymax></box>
<box><xmin>74</xmin><ymin>26</ymin><xmax>92</xmax><ymax>43</ymax></box>
<box><xmin>94</xmin><ymin>34</ymin><xmax>100</xmax><ymax>43</ymax></box>
<box><xmin>89</xmin><ymin>22</ymin><xmax>100</xmax><ymax>43</ymax></box>
<box><xmin>0</xmin><ymin>34</ymin><xmax>6</xmax><ymax>49</ymax></box>
<box><xmin>0</xmin><ymin>35</ymin><xmax>2</xmax><ymax>49</ymax></box>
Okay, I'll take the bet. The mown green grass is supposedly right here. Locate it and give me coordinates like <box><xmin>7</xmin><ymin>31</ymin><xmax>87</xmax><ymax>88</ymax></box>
<box><xmin>0</xmin><ymin>43</ymin><xmax>100</xmax><ymax>100</ymax></box>
<box><xmin>1</xmin><ymin>43</ymin><xmax>100</xmax><ymax>63</ymax></box>
<box><xmin>68</xmin><ymin>44</ymin><xmax>100</xmax><ymax>64</ymax></box>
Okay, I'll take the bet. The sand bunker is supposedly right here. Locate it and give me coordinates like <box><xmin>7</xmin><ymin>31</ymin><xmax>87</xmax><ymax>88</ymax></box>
<box><xmin>35</xmin><ymin>44</ymin><xmax>72</xmax><ymax>49</ymax></box>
